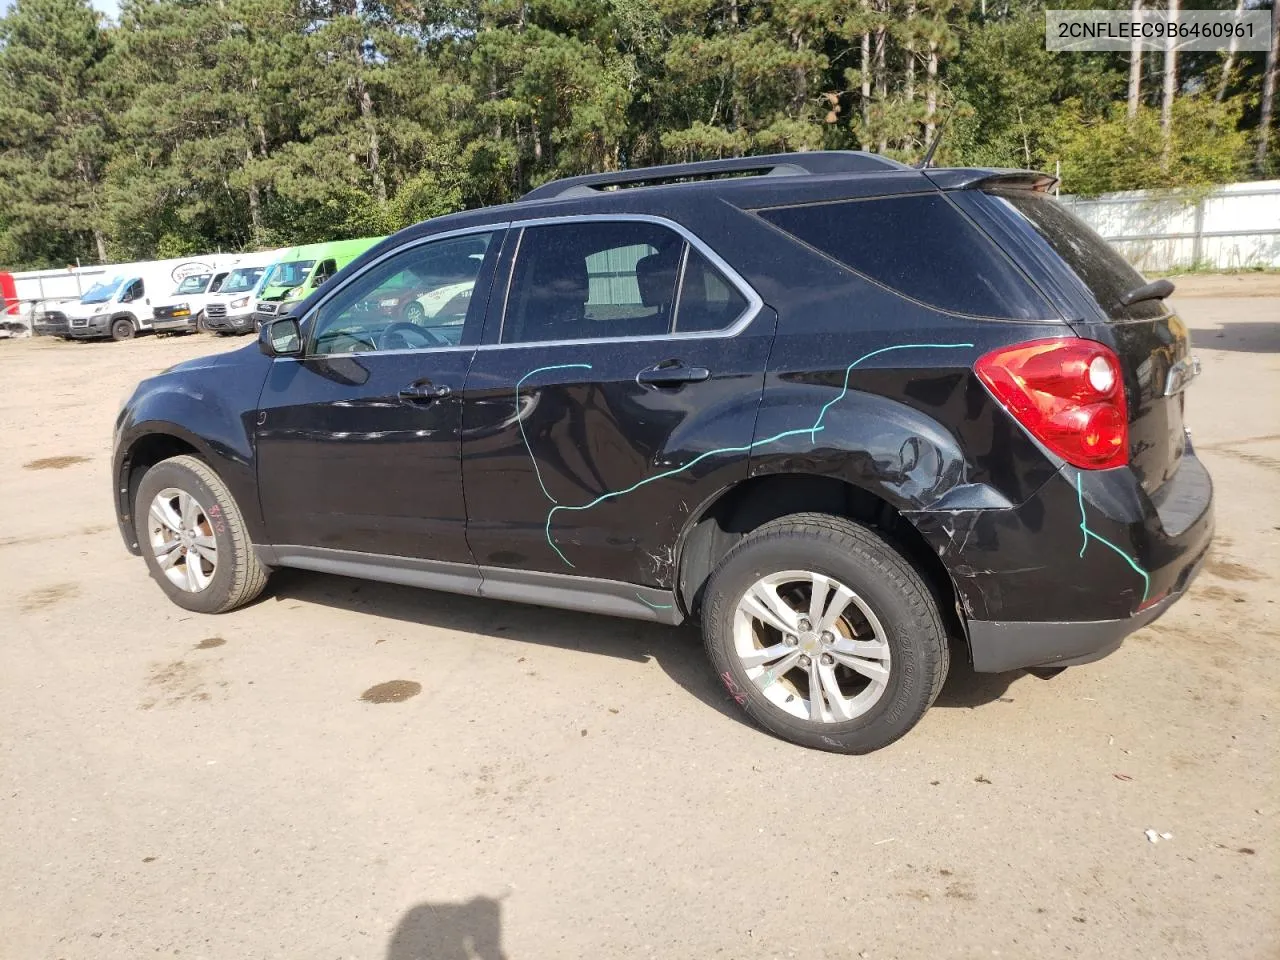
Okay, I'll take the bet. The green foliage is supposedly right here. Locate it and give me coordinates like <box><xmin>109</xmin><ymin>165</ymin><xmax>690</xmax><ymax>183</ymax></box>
<box><xmin>1046</xmin><ymin>96</ymin><xmax>1252</xmax><ymax>195</ymax></box>
<box><xmin>0</xmin><ymin>0</ymin><xmax>1273</xmax><ymax>268</ymax></box>
<box><xmin>0</xmin><ymin>0</ymin><xmax>113</xmax><ymax>268</ymax></box>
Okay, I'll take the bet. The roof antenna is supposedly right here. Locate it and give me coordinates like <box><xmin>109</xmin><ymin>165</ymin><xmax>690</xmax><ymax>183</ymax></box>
<box><xmin>918</xmin><ymin>102</ymin><xmax>957</xmax><ymax>169</ymax></box>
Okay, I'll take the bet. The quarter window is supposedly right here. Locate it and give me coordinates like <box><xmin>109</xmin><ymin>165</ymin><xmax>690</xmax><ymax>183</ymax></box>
<box><xmin>757</xmin><ymin>194</ymin><xmax>1054</xmax><ymax>320</ymax></box>
<box><xmin>675</xmin><ymin>249</ymin><xmax>749</xmax><ymax>333</ymax></box>
<box><xmin>309</xmin><ymin>233</ymin><xmax>493</xmax><ymax>356</ymax></box>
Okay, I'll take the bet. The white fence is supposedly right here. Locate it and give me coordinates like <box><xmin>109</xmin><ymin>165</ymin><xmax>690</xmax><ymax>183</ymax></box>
<box><xmin>1060</xmin><ymin>180</ymin><xmax>1280</xmax><ymax>272</ymax></box>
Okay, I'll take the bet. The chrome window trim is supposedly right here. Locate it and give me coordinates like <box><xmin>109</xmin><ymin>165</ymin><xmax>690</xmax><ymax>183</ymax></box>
<box><xmin>277</xmin><ymin>223</ymin><xmax>511</xmax><ymax>361</ymax></box>
<box><xmin>490</xmin><ymin>213</ymin><xmax>763</xmax><ymax>349</ymax></box>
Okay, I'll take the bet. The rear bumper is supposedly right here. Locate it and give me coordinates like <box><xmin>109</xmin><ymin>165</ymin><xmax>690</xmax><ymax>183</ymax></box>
<box><xmin>966</xmin><ymin>543</ymin><xmax>1208</xmax><ymax>672</ymax></box>
<box><xmin>911</xmin><ymin>441</ymin><xmax>1214</xmax><ymax>673</ymax></box>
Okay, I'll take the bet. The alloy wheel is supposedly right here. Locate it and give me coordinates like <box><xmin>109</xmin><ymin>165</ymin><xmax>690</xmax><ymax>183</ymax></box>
<box><xmin>148</xmin><ymin>487</ymin><xmax>218</xmax><ymax>592</ymax></box>
<box><xmin>732</xmin><ymin>569</ymin><xmax>892</xmax><ymax>722</ymax></box>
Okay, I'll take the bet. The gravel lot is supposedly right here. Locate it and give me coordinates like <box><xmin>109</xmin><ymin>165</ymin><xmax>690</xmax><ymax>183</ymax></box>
<box><xmin>2</xmin><ymin>283</ymin><xmax>1276</xmax><ymax>959</ymax></box>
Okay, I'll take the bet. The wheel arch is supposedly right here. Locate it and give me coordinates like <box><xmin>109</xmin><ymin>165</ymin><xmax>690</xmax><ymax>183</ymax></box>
<box><xmin>115</xmin><ymin>425</ymin><xmax>235</xmax><ymax>553</ymax></box>
<box><xmin>675</xmin><ymin>473</ymin><xmax>967</xmax><ymax>650</ymax></box>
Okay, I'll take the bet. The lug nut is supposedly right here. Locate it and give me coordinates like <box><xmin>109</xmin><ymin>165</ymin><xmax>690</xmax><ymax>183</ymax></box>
<box><xmin>799</xmin><ymin>655</ymin><xmax>811</xmax><ymax>668</ymax></box>
<box><xmin>784</xmin><ymin>634</ymin><xmax>798</xmax><ymax>647</ymax></box>
<box><xmin>798</xmin><ymin>618</ymin><xmax>812</xmax><ymax>632</ymax></box>
<box><xmin>820</xmin><ymin>653</ymin><xmax>834</xmax><ymax>666</ymax></box>
<box><xmin>821</xmin><ymin>631</ymin><xmax>834</xmax><ymax>644</ymax></box>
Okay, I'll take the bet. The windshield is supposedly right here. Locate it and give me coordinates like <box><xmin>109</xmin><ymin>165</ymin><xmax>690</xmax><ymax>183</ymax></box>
<box><xmin>81</xmin><ymin>277</ymin><xmax>124</xmax><ymax>304</ymax></box>
<box><xmin>220</xmin><ymin>267</ymin><xmax>265</xmax><ymax>294</ymax></box>
<box><xmin>175</xmin><ymin>274</ymin><xmax>212</xmax><ymax>295</ymax></box>
<box><xmin>264</xmin><ymin>260</ymin><xmax>315</xmax><ymax>289</ymax></box>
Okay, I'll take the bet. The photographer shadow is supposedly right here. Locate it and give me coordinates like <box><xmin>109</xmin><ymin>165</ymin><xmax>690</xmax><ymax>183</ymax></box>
<box><xmin>388</xmin><ymin>896</ymin><xmax>507</xmax><ymax>960</ymax></box>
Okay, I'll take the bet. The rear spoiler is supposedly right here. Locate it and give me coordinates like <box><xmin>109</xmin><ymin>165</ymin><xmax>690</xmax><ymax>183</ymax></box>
<box><xmin>923</xmin><ymin>169</ymin><xmax>1058</xmax><ymax>193</ymax></box>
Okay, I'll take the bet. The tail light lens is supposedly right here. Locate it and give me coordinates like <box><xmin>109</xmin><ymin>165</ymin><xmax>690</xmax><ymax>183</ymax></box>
<box><xmin>975</xmin><ymin>338</ymin><xmax>1128</xmax><ymax>470</ymax></box>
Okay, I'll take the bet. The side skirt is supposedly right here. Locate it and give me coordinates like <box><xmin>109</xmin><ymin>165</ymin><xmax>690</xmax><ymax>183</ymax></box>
<box><xmin>258</xmin><ymin>544</ymin><xmax>684</xmax><ymax>625</ymax></box>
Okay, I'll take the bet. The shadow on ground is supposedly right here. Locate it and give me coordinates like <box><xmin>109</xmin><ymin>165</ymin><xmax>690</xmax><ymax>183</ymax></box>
<box><xmin>388</xmin><ymin>896</ymin><xmax>507</xmax><ymax>960</ymax></box>
<box><xmin>1189</xmin><ymin>321</ymin><xmax>1280</xmax><ymax>354</ymax></box>
<box><xmin>265</xmin><ymin>569</ymin><xmax>1016</xmax><ymax>726</ymax></box>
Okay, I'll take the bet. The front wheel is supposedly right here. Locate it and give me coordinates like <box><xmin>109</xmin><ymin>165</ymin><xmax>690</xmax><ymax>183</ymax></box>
<box><xmin>111</xmin><ymin>318</ymin><xmax>135</xmax><ymax>341</ymax></box>
<box><xmin>702</xmin><ymin>513</ymin><xmax>949</xmax><ymax>754</ymax></box>
<box><xmin>134</xmin><ymin>455</ymin><xmax>269</xmax><ymax>613</ymax></box>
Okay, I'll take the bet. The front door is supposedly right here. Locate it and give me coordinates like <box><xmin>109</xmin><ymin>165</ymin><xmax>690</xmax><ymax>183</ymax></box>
<box><xmin>460</xmin><ymin>217</ymin><xmax>775</xmax><ymax>587</ymax></box>
<box><xmin>255</xmin><ymin>228</ymin><xmax>503</xmax><ymax>563</ymax></box>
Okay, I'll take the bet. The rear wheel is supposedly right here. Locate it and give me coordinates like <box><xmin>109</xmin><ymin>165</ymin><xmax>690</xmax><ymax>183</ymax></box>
<box><xmin>702</xmin><ymin>512</ymin><xmax>949</xmax><ymax>753</ymax></box>
<box><xmin>111</xmin><ymin>318</ymin><xmax>135</xmax><ymax>341</ymax></box>
<box><xmin>134</xmin><ymin>455</ymin><xmax>269</xmax><ymax>613</ymax></box>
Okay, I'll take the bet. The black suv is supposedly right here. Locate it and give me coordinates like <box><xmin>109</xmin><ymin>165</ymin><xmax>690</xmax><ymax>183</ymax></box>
<box><xmin>112</xmin><ymin>152</ymin><xmax>1212</xmax><ymax>752</ymax></box>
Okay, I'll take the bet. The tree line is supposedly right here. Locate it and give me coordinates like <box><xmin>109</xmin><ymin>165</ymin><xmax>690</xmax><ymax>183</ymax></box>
<box><xmin>0</xmin><ymin>0</ymin><xmax>1275</xmax><ymax>270</ymax></box>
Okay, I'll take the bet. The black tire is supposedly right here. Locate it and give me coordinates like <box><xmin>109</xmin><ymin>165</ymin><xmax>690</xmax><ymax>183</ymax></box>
<box><xmin>702</xmin><ymin>512</ymin><xmax>948</xmax><ymax>754</ymax></box>
<box><xmin>134</xmin><ymin>454</ymin><xmax>269</xmax><ymax>614</ymax></box>
<box><xmin>110</xmin><ymin>317</ymin><xmax>135</xmax><ymax>341</ymax></box>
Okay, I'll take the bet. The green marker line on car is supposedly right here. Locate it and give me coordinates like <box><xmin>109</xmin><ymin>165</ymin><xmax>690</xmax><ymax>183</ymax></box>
<box><xmin>1075</xmin><ymin>471</ymin><xmax>1150</xmax><ymax>603</ymax></box>
<box><xmin>516</xmin><ymin>363</ymin><xmax>593</xmax><ymax>504</ymax></box>
<box><xmin>519</xmin><ymin>342</ymin><xmax>975</xmax><ymax>569</ymax></box>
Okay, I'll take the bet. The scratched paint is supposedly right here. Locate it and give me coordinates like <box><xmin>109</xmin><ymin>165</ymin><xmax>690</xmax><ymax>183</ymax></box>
<box><xmin>1074</xmin><ymin>471</ymin><xmax>1151</xmax><ymax>603</ymax></box>
<box><xmin>517</xmin><ymin>342</ymin><xmax>975</xmax><ymax>569</ymax></box>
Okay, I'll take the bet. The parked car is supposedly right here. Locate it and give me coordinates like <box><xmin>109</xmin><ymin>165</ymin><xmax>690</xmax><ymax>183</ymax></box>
<box><xmin>203</xmin><ymin>251</ymin><xmax>285</xmax><ymax>334</ymax></box>
<box><xmin>252</xmin><ymin>237</ymin><xmax>383</xmax><ymax>328</ymax></box>
<box><xmin>112</xmin><ymin>152</ymin><xmax>1212</xmax><ymax>752</ymax></box>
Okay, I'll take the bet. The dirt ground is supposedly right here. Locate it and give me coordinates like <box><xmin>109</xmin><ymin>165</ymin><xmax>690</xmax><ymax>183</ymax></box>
<box><xmin>1</xmin><ymin>288</ymin><xmax>1276</xmax><ymax>960</ymax></box>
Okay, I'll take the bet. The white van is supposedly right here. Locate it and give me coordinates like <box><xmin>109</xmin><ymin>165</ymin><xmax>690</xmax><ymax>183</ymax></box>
<box><xmin>64</xmin><ymin>257</ymin><xmax>231</xmax><ymax>341</ymax></box>
<box><xmin>149</xmin><ymin>266</ymin><xmax>235</xmax><ymax>334</ymax></box>
<box><xmin>201</xmin><ymin>250</ymin><xmax>285</xmax><ymax>335</ymax></box>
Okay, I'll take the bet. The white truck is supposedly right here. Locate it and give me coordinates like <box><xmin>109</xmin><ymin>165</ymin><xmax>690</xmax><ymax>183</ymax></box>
<box><xmin>64</xmin><ymin>257</ymin><xmax>233</xmax><ymax>341</ymax></box>
<box><xmin>200</xmin><ymin>250</ymin><xmax>285</xmax><ymax>335</ymax></box>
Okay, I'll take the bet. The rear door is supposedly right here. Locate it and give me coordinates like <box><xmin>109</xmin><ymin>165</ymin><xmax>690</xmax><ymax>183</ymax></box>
<box><xmin>459</xmin><ymin>216</ymin><xmax>775</xmax><ymax>586</ymax></box>
<box><xmin>972</xmin><ymin>188</ymin><xmax>1191</xmax><ymax>492</ymax></box>
<box><xmin>255</xmin><ymin>227</ymin><xmax>503</xmax><ymax>562</ymax></box>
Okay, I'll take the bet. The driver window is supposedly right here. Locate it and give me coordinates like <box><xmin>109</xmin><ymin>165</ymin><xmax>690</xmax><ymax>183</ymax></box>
<box><xmin>309</xmin><ymin>233</ymin><xmax>493</xmax><ymax>356</ymax></box>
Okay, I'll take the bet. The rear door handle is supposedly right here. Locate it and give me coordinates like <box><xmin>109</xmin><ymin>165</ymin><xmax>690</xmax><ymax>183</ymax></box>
<box><xmin>398</xmin><ymin>382</ymin><xmax>451</xmax><ymax>402</ymax></box>
<box><xmin>636</xmin><ymin>362</ymin><xmax>711</xmax><ymax>387</ymax></box>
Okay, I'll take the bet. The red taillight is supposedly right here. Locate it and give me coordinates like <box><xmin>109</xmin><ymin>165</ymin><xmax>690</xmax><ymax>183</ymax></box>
<box><xmin>975</xmin><ymin>338</ymin><xmax>1129</xmax><ymax>470</ymax></box>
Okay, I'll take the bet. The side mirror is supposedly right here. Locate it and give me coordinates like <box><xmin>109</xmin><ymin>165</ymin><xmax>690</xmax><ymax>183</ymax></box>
<box><xmin>259</xmin><ymin>316</ymin><xmax>303</xmax><ymax>357</ymax></box>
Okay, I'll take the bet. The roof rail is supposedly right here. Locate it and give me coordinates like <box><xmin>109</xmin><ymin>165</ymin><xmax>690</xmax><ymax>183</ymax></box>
<box><xmin>519</xmin><ymin>151</ymin><xmax>909</xmax><ymax>202</ymax></box>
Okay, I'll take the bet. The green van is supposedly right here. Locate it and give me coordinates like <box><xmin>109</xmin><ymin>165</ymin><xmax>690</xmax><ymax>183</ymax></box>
<box><xmin>253</xmin><ymin>236</ymin><xmax>383</xmax><ymax>326</ymax></box>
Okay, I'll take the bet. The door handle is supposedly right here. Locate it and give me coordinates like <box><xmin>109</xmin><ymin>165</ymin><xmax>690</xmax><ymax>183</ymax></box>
<box><xmin>398</xmin><ymin>382</ymin><xmax>451</xmax><ymax>402</ymax></box>
<box><xmin>636</xmin><ymin>362</ymin><xmax>711</xmax><ymax>387</ymax></box>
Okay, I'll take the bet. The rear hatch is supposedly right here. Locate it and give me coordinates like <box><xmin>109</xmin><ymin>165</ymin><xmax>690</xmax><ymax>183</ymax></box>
<box><xmin>977</xmin><ymin>187</ymin><xmax>1191</xmax><ymax>493</ymax></box>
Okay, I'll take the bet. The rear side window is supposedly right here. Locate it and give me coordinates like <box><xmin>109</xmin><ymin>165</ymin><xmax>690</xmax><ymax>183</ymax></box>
<box><xmin>502</xmin><ymin>220</ymin><xmax>754</xmax><ymax>345</ymax></box>
<box><xmin>756</xmin><ymin>194</ymin><xmax>1054</xmax><ymax>320</ymax></box>
<box><xmin>987</xmin><ymin>189</ymin><xmax>1165</xmax><ymax>321</ymax></box>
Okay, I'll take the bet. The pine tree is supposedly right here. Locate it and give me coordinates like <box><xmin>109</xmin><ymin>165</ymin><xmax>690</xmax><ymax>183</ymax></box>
<box><xmin>0</xmin><ymin>0</ymin><xmax>114</xmax><ymax>267</ymax></box>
